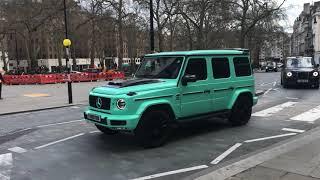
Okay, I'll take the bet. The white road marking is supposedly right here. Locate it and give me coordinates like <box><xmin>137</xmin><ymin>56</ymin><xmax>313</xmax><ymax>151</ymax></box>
<box><xmin>244</xmin><ymin>133</ymin><xmax>297</xmax><ymax>143</ymax></box>
<box><xmin>8</xmin><ymin>147</ymin><xmax>27</xmax><ymax>154</ymax></box>
<box><xmin>0</xmin><ymin>153</ymin><xmax>12</xmax><ymax>180</ymax></box>
<box><xmin>290</xmin><ymin>105</ymin><xmax>320</xmax><ymax>122</ymax></box>
<box><xmin>286</xmin><ymin>97</ymin><xmax>299</xmax><ymax>100</ymax></box>
<box><xmin>282</xmin><ymin>128</ymin><xmax>305</xmax><ymax>133</ymax></box>
<box><xmin>263</xmin><ymin>88</ymin><xmax>273</xmax><ymax>95</ymax></box>
<box><xmin>36</xmin><ymin>119</ymin><xmax>84</xmax><ymax>128</ymax></box>
<box><xmin>89</xmin><ymin>130</ymin><xmax>100</xmax><ymax>134</ymax></box>
<box><xmin>273</xmin><ymin>81</ymin><xmax>277</xmax><ymax>86</ymax></box>
<box><xmin>130</xmin><ymin>165</ymin><xmax>209</xmax><ymax>180</ymax></box>
<box><xmin>252</xmin><ymin>101</ymin><xmax>297</xmax><ymax>117</ymax></box>
<box><xmin>70</xmin><ymin>106</ymin><xmax>80</xmax><ymax>109</ymax></box>
<box><xmin>211</xmin><ymin>143</ymin><xmax>242</xmax><ymax>165</ymax></box>
<box><xmin>34</xmin><ymin>133</ymin><xmax>84</xmax><ymax>150</ymax></box>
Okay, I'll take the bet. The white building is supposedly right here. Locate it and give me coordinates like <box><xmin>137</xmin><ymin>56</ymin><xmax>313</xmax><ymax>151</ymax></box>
<box><xmin>259</xmin><ymin>37</ymin><xmax>286</xmax><ymax>62</ymax></box>
<box><xmin>312</xmin><ymin>7</ymin><xmax>320</xmax><ymax>64</ymax></box>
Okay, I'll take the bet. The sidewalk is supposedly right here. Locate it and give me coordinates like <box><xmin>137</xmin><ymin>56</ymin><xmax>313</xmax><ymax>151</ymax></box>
<box><xmin>189</xmin><ymin>126</ymin><xmax>320</xmax><ymax>180</ymax></box>
<box><xmin>228</xmin><ymin>139</ymin><xmax>320</xmax><ymax>180</ymax></box>
<box><xmin>0</xmin><ymin>81</ymin><xmax>107</xmax><ymax>115</ymax></box>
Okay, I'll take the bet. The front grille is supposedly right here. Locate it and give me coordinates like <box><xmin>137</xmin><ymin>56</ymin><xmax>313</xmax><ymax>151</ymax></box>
<box><xmin>297</xmin><ymin>72</ymin><xmax>309</xmax><ymax>79</ymax></box>
<box><xmin>89</xmin><ymin>95</ymin><xmax>111</xmax><ymax>110</ymax></box>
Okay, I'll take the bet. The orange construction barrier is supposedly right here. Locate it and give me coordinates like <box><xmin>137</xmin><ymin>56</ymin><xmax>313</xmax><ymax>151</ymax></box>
<box><xmin>39</xmin><ymin>74</ymin><xmax>57</xmax><ymax>84</ymax></box>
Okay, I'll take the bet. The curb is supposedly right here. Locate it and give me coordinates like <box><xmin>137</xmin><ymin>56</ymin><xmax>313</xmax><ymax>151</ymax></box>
<box><xmin>185</xmin><ymin>126</ymin><xmax>320</xmax><ymax>180</ymax></box>
<box><xmin>0</xmin><ymin>103</ymin><xmax>87</xmax><ymax>117</ymax></box>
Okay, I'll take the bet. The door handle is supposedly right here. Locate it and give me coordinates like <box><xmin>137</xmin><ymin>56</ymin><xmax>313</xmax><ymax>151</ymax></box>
<box><xmin>229</xmin><ymin>87</ymin><xmax>234</xmax><ymax>90</ymax></box>
<box><xmin>204</xmin><ymin>90</ymin><xmax>211</xmax><ymax>93</ymax></box>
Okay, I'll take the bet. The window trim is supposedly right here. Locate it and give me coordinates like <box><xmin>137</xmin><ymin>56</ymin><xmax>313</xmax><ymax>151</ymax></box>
<box><xmin>211</xmin><ymin>57</ymin><xmax>231</xmax><ymax>79</ymax></box>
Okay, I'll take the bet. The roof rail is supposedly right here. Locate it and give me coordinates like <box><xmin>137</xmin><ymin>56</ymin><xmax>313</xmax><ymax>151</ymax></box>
<box><xmin>222</xmin><ymin>48</ymin><xmax>250</xmax><ymax>55</ymax></box>
<box><xmin>222</xmin><ymin>48</ymin><xmax>249</xmax><ymax>51</ymax></box>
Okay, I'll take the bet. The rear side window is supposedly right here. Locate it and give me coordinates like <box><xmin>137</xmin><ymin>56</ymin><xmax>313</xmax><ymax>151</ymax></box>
<box><xmin>185</xmin><ymin>58</ymin><xmax>207</xmax><ymax>80</ymax></box>
<box><xmin>212</xmin><ymin>58</ymin><xmax>230</xmax><ymax>79</ymax></box>
<box><xmin>233</xmin><ymin>57</ymin><xmax>252</xmax><ymax>77</ymax></box>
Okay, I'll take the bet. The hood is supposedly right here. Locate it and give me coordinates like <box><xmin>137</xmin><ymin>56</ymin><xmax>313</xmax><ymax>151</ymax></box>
<box><xmin>91</xmin><ymin>78</ymin><xmax>176</xmax><ymax>95</ymax></box>
<box><xmin>286</xmin><ymin>67</ymin><xmax>316</xmax><ymax>72</ymax></box>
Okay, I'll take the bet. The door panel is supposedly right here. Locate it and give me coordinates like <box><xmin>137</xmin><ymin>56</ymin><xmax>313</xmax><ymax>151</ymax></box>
<box><xmin>180</xmin><ymin>58</ymin><xmax>211</xmax><ymax>118</ymax></box>
<box><xmin>210</xmin><ymin>57</ymin><xmax>234</xmax><ymax>111</ymax></box>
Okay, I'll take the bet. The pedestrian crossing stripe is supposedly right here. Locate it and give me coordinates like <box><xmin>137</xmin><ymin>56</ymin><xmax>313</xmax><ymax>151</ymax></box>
<box><xmin>252</xmin><ymin>101</ymin><xmax>297</xmax><ymax>117</ymax></box>
<box><xmin>290</xmin><ymin>105</ymin><xmax>320</xmax><ymax>122</ymax></box>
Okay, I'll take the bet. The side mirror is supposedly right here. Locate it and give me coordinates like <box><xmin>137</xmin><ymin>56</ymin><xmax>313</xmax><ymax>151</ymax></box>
<box><xmin>182</xmin><ymin>74</ymin><xmax>197</xmax><ymax>86</ymax></box>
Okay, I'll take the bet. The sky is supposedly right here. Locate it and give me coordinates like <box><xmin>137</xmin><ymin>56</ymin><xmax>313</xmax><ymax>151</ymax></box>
<box><xmin>282</xmin><ymin>0</ymin><xmax>314</xmax><ymax>33</ymax></box>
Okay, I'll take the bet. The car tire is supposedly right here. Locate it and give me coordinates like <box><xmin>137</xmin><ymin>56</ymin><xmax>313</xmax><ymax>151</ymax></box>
<box><xmin>135</xmin><ymin>110</ymin><xmax>173</xmax><ymax>148</ymax></box>
<box><xmin>314</xmin><ymin>83</ymin><xmax>319</xmax><ymax>89</ymax></box>
<box><xmin>95</xmin><ymin>124</ymin><xmax>118</xmax><ymax>135</ymax></box>
<box><xmin>228</xmin><ymin>95</ymin><xmax>252</xmax><ymax>126</ymax></box>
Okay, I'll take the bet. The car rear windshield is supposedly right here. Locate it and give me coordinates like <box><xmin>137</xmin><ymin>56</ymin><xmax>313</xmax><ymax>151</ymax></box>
<box><xmin>135</xmin><ymin>57</ymin><xmax>183</xmax><ymax>79</ymax></box>
<box><xmin>286</xmin><ymin>58</ymin><xmax>313</xmax><ymax>68</ymax></box>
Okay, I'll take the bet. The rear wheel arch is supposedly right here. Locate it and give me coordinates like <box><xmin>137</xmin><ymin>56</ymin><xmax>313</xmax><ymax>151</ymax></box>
<box><xmin>228</xmin><ymin>89</ymin><xmax>253</xmax><ymax>109</ymax></box>
<box><xmin>229</xmin><ymin>91</ymin><xmax>253</xmax><ymax>109</ymax></box>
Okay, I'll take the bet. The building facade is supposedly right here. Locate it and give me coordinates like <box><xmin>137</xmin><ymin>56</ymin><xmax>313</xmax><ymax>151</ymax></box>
<box><xmin>291</xmin><ymin>2</ymin><xmax>320</xmax><ymax>64</ymax></box>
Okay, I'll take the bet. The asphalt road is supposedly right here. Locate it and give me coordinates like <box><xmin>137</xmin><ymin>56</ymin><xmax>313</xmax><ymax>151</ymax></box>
<box><xmin>1</xmin><ymin>72</ymin><xmax>320</xmax><ymax>180</ymax></box>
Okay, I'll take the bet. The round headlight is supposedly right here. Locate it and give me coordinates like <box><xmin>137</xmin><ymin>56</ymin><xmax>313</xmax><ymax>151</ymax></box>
<box><xmin>313</xmin><ymin>72</ymin><xmax>319</xmax><ymax>77</ymax></box>
<box><xmin>287</xmin><ymin>72</ymin><xmax>292</xmax><ymax>77</ymax></box>
<box><xmin>116</xmin><ymin>99</ymin><xmax>126</xmax><ymax>110</ymax></box>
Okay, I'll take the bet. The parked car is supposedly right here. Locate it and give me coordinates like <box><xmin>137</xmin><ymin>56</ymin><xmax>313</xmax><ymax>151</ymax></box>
<box><xmin>281</xmin><ymin>57</ymin><xmax>320</xmax><ymax>89</ymax></box>
<box><xmin>84</xmin><ymin>49</ymin><xmax>258</xmax><ymax>148</ymax></box>
<box><xmin>265</xmin><ymin>62</ymin><xmax>277</xmax><ymax>72</ymax></box>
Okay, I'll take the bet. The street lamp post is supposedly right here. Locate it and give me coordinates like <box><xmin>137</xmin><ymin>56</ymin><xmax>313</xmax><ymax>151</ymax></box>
<box><xmin>149</xmin><ymin>0</ymin><xmax>155</xmax><ymax>52</ymax></box>
<box><xmin>63</xmin><ymin>0</ymin><xmax>73</xmax><ymax>104</ymax></box>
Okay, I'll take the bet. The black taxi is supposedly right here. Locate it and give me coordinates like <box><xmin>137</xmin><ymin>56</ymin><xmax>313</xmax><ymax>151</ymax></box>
<box><xmin>281</xmin><ymin>57</ymin><xmax>319</xmax><ymax>89</ymax></box>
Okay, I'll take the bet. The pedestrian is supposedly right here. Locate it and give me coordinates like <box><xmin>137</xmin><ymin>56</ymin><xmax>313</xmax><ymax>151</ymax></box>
<box><xmin>0</xmin><ymin>72</ymin><xmax>4</xmax><ymax>100</ymax></box>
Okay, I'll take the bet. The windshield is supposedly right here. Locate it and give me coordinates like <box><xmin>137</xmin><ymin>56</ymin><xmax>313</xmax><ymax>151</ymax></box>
<box><xmin>286</xmin><ymin>58</ymin><xmax>313</xmax><ymax>68</ymax></box>
<box><xmin>267</xmin><ymin>62</ymin><xmax>275</xmax><ymax>66</ymax></box>
<box><xmin>135</xmin><ymin>57</ymin><xmax>183</xmax><ymax>79</ymax></box>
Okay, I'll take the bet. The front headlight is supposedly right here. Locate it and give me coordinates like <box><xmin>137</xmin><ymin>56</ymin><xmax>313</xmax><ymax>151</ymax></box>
<box><xmin>116</xmin><ymin>99</ymin><xmax>126</xmax><ymax>110</ymax></box>
<box><xmin>313</xmin><ymin>72</ymin><xmax>319</xmax><ymax>77</ymax></box>
<box><xmin>287</xmin><ymin>72</ymin><xmax>292</xmax><ymax>77</ymax></box>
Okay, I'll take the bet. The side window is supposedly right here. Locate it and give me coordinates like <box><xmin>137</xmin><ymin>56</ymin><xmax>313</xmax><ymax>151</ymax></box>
<box><xmin>212</xmin><ymin>58</ymin><xmax>230</xmax><ymax>79</ymax></box>
<box><xmin>233</xmin><ymin>57</ymin><xmax>252</xmax><ymax>77</ymax></box>
<box><xmin>185</xmin><ymin>58</ymin><xmax>207</xmax><ymax>80</ymax></box>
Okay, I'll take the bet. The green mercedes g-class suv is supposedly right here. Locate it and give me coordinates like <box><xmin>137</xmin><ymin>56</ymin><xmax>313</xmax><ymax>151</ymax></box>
<box><xmin>84</xmin><ymin>49</ymin><xmax>258</xmax><ymax>148</ymax></box>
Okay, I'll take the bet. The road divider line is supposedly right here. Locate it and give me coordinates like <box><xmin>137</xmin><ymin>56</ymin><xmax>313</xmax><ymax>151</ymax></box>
<box><xmin>252</xmin><ymin>101</ymin><xmax>297</xmax><ymax>117</ymax></box>
<box><xmin>282</xmin><ymin>128</ymin><xmax>305</xmax><ymax>133</ymax></box>
<box><xmin>36</xmin><ymin>119</ymin><xmax>84</xmax><ymax>128</ymax></box>
<box><xmin>244</xmin><ymin>133</ymin><xmax>297</xmax><ymax>143</ymax></box>
<box><xmin>211</xmin><ymin>143</ymin><xmax>242</xmax><ymax>165</ymax></box>
<box><xmin>89</xmin><ymin>130</ymin><xmax>100</xmax><ymax>134</ymax></box>
<box><xmin>273</xmin><ymin>81</ymin><xmax>277</xmax><ymax>86</ymax></box>
<box><xmin>263</xmin><ymin>88</ymin><xmax>273</xmax><ymax>96</ymax></box>
<box><xmin>8</xmin><ymin>147</ymin><xmax>27</xmax><ymax>154</ymax></box>
<box><xmin>286</xmin><ymin>97</ymin><xmax>299</xmax><ymax>100</ymax></box>
<box><xmin>130</xmin><ymin>165</ymin><xmax>208</xmax><ymax>180</ymax></box>
<box><xmin>34</xmin><ymin>133</ymin><xmax>84</xmax><ymax>150</ymax></box>
<box><xmin>290</xmin><ymin>105</ymin><xmax>320</xmax><ymax>122</ymax></box>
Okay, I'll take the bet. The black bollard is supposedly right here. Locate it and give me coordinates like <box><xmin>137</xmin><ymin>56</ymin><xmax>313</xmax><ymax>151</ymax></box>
<box><xmin>0</xmin><ymin>80</ymin><xmax>2</xmax><ymax>100</ymax></box>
